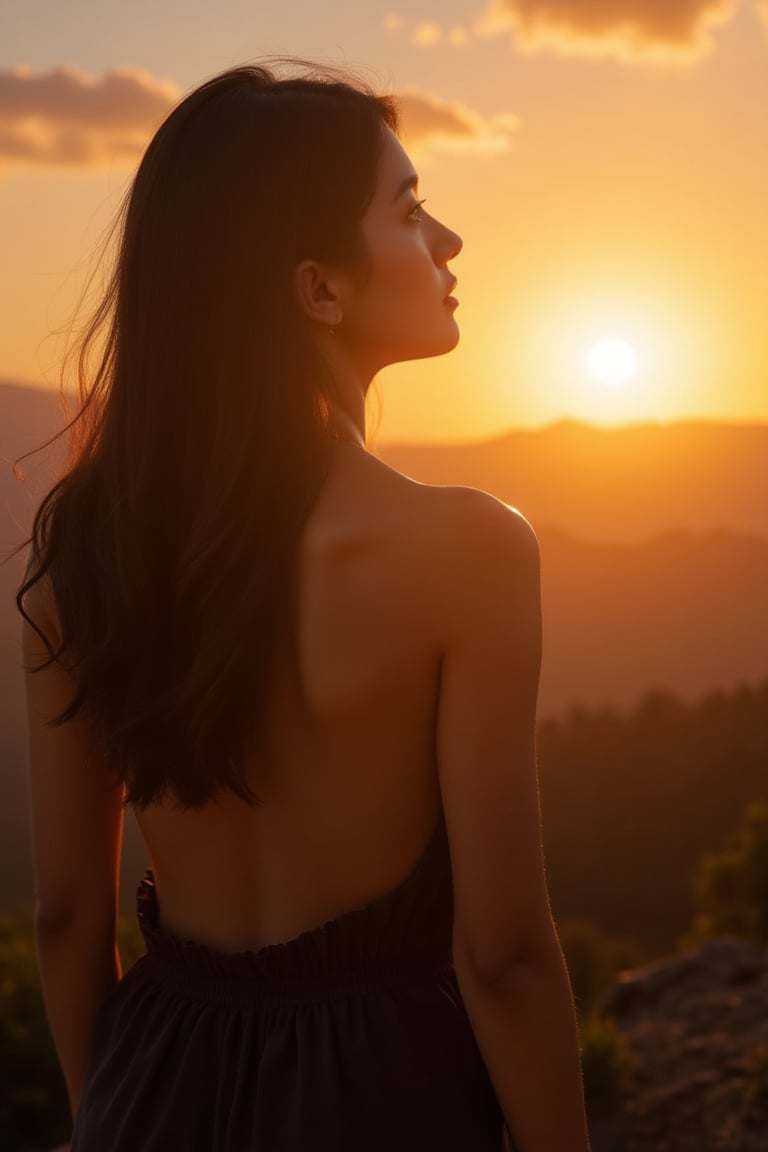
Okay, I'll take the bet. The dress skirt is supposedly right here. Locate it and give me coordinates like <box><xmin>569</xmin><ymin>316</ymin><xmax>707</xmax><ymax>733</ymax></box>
<box><xmin>70</xmin><ymin>810</ymin><xmax>514</xmax><ymax>1150</ymax></box>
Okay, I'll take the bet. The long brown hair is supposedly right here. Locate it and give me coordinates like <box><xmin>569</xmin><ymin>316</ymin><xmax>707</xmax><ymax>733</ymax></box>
<box><xmin>15</xmin><ymin>63</ymin><xmax>399</xmax><ymax>810</ymax></box>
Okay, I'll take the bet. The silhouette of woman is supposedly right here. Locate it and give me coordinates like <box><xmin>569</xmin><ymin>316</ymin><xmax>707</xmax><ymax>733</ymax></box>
<box><xmin>17</xmin><ymin>62</ymin><xmax>591</xmax><ymax>1152</ymax></box>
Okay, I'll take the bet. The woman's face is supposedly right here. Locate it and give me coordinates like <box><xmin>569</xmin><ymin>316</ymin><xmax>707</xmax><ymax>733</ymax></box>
<box><xmin>338</xmin><ymin>127</ymin><xmax>463</xmax><ymax>372</ymax></box>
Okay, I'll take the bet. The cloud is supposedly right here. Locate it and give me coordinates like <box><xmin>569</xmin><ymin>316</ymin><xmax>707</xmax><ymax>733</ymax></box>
<box><xmin>0</xmin><ymin>66</ymin><xmax>515</xmax><ymax>170</ymax></box>
<box><xmin>478</xmin><ymin>0</ymin><xmax>736</xmax><ymax>61</ymax></box>
<box><xmin>397</xmin><ymin>89</ymin><xmax>518</xmax><ymax>152</ymax></box>
<box><xmin>0</xmin><ymin>66</ymin><xmax>178</xmax><ymax>168</ymax></box>
<box><xmin>385</xmin><ymin>15</ymin><xmax>469</xmax><ymax>47</ymax></box>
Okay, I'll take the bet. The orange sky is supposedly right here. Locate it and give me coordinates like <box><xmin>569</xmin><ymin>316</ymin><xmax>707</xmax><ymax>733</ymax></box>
<box><xmin>2</xmin><ymin>0</ymin><xmax>767</xmax><ymax>441</ymax></box>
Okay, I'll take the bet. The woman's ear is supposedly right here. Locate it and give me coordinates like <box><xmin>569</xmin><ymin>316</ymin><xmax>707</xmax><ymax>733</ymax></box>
<box><xmin>293</xmin><ymin>260</ymin><xmax>344</xmax><ymax>329</ymax></box>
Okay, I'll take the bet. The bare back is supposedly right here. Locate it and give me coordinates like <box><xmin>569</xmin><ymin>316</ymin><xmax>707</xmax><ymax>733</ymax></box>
<box><xmin>133</xmin><ymin>442</ymin><xmax>453</xmax><ymax>953</ymax></box>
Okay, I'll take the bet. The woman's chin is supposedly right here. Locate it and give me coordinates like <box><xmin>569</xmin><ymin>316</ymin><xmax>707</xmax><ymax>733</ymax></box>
<box><xmin>429</xmin><ymin>325</ymin><xmax>461</xmax><ymax>358</ymax></box>
<box><xmin>407</xmin><ymin>337</ymin><xmax>461</xmax><ymax>363</ymax></box>
<box><xmin>379</xmin><ymin>324</ymin><xmax>461</xmax><ymax>368</ymax></box>
<box><xmin>439</xmin><ymin>322</ymin><xmax>461</xmax><ymax>355</ymax></box>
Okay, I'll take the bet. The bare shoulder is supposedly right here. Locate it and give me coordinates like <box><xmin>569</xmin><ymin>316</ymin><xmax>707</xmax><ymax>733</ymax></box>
<box><xmin>357</xmin><ymin>448</ymin><xmax>537</xmax><ymax>548</ymax></box>
<box><xmin>409</xmin><ymin>483</ymin><xmax>540</xmax><ymax>617</ymax></box>
<box><xmin>427</xmin><ymin>483</ymin><xmax>538</xmax><ymax>554</ymax></box>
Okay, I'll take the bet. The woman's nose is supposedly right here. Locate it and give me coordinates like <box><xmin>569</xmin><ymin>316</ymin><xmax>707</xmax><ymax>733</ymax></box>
<box><xmin>447</xmin><ymin>228</ymin><xmax>463</xmax><ymax>260</ymax></box>
<box><xmin>436</xmin><ymin>222</ymin><xmax>462</xmax><ymax>264</ymax></box>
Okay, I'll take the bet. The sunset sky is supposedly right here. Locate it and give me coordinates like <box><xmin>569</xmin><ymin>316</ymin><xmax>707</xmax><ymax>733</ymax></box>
<box><xmin>2</xmin><ymin>0</ymin><xmax>768</xmax><ymax>442</ymax></box>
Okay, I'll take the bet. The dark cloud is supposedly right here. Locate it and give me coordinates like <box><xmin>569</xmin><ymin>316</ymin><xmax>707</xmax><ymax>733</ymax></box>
<box><xmin>481</xmin><ymin>0</ymin><xmax>736</xmax><ymax>60</ymax></box>
<box><xmin>397</xmin><ymin>89</ymin><xmax>517</xmax><ymax>151</ymax></box>
<box><xmin>0</xmin><ymin>66</ymin><xmax>177</xmax><ymax>167</ymax></box>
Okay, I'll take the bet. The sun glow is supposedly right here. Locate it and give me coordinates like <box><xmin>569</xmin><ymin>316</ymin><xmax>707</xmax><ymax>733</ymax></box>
<box><xmin>586</xmin><ymin>337</ymin><xmax>639</xmax><ymax>387</ymax></box>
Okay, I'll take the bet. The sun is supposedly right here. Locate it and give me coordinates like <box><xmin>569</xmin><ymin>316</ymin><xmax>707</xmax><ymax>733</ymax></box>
<box><xmin>586</xmin><ymin>337</ymin><xmax>639</xmax><ymax>387</ymax></box>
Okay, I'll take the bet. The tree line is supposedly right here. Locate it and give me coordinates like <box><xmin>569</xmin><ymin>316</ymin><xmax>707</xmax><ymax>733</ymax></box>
<box><xmin>539</xmin><ymin>679</ymin><xmax>768</xmax><ymax>958</ymax></box>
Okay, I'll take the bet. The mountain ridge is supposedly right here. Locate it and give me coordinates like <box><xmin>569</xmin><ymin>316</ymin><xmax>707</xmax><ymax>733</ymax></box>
<box><xmin>373</xmin><ymin>419</ymin><xmax>768</xmax><ymax>543</ymax></box>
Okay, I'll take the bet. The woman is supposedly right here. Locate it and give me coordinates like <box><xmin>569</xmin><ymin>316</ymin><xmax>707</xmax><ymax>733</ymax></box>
<box><xmin>18</xmin><ymin>63</ymin><xmax>591</xmax><ymax>1151</ymax></box>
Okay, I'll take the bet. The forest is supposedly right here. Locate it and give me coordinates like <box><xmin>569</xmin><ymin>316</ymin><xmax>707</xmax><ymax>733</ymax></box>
<box><xmin>538</xmin><ymin>678</ymin><xmax>768</xmax><ymax>957</ymax></box>
<box><xmin>1</xmin><ymin>676</ymin><xmax>766</xmax><ymax>1149</ymax></box>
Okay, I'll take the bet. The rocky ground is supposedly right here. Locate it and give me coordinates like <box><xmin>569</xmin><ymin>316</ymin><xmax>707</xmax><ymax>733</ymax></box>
<box><xmin>588</xmin><ymin>937</ymin><xmax>768</xmax><ymax>1152</ymax></box>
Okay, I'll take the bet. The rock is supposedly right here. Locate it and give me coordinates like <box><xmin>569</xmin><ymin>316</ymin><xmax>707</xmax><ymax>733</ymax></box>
<box><xmin>588</xmin><ymin>937</ymin><xmax>768</xmax><ymax>1152</ymax></box>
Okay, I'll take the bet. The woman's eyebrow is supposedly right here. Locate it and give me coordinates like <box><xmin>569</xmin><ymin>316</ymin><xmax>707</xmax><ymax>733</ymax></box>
<box><xmin>393</xmin><ymin>173</ymin><xmax>419</xmax><ymax>201</ymax></box>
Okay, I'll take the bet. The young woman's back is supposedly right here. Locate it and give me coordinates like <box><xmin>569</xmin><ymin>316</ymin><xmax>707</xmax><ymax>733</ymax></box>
<box><xmin>134</xmin><ymin>443</ymin><xmax>459</xmax><ymax>954</ymax></box>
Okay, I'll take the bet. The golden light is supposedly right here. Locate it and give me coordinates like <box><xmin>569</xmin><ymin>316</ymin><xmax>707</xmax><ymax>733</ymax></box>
<box><xmin>587</xmin><ymin>337</ymin><xmax>639</xmax><ymax>387</ymax></box>
<box><xmin>494</xmin><ymin>279</ymin><xmax>705</xmax><ymax>428</ymax></box>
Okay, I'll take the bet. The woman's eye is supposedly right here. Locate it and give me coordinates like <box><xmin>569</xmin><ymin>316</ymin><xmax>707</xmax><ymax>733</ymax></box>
<box><xmin>408</xmin><ymin>198</ymin><xmax>427</xmax><ymax>222</ymax></box>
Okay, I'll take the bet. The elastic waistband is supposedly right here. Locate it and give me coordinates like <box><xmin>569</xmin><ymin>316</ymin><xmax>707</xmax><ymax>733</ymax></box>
<box><xmin>134</xmin><ymin>870</ymin><xmax>455</xmax><ymax>1008</ymax></box>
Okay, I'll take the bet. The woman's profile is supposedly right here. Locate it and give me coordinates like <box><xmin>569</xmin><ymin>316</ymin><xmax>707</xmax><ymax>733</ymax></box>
<box><xmin>16</xmin><ymin>62</ymin><xmax>591</xmax><ymax>1151</ymax></box>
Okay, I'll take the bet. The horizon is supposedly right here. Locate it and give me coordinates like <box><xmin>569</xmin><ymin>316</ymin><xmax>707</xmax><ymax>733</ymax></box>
<box><xmin>3</xmin><ymin>378</ymin><xmax>768</xmax><ymax>446</ymax></box>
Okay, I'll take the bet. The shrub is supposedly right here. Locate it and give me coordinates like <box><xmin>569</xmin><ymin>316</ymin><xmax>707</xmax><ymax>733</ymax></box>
<box><xmin>0</xmin><ymin>907</ymin><xmax>70</xmax><ymax>1150</ymax></box>
<box><xmin>688</xmin><ymin>800</ymin><xmax>768</xmax><ymax>945</ymax></box>
<box><xmin>558</xmin><ymin>918</ymin><xmax>641</xmax><ymax>1019</ymax></box>
<box><xmin>0</xmin><ymin>905</ymin><xmax>148</xmax><ymax>1151</ymax></box>
<box><xmin>579</xmin><ymin>1013</ymin><xmax>632</xmax><ymax>1106</ymax></box>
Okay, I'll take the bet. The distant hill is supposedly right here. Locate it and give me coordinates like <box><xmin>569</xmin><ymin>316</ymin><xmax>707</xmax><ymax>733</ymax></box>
<box><xmin>0</xmin><ymin>381</ymin><xmax>66</xmax><ymax>449</ymax></box>
<box><xmin>375</xmin><ymin>419</ymin><xmax>768</xmax><ymax>542</ymax></box>
<box><xmin>537</xmin><ymin>526</ymin><xmax>768</xmax><ymax>715</ymax></box>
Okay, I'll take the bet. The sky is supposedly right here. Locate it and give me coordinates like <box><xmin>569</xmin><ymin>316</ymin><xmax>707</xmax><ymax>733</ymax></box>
<box><xmin>1</xmin><ymin>0</ymin><xmax>768</xmax><ymax>443</ymax></box>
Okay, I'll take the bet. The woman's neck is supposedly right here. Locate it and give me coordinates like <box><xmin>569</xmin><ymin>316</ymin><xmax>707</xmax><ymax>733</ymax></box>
<box><xmin>328</xmin><ymin>386</ymin><xmax>367</xmax><ymax>449</ymax></box>
<box><xmin>316</xmin><ymin>330</ymin><xmax>373</xmax><ymax>450</ymax></box>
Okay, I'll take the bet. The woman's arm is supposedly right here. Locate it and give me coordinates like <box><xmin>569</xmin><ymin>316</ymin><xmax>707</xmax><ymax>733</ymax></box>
<box><xmin>20</xmin><ymin>567</ymin><xmax>125</xmax><ymax>1124</ymax></box>
<box><xmin>435</xmin><ymin>492</ymin><xmax>591</xmax><ymax>1152</ymax></box>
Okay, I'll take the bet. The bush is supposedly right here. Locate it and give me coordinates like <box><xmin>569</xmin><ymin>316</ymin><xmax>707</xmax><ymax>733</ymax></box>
<box><xmin>579</xmin><ymin>1013</ymin><xmax>632</xmax><ymax>1106</ymax></box>
<box><xmin>558</xmin><ymin>919</ymin><xmax>641</xmax><ymax>1019</ymax></box>
<box><xmin>0</xmin><ymin>907</ymin><xmax>71</xmax><ymax>1151</ymax></box>
<box><xmin>0</xmin><ymin>906</ymin><xmax>148</xmax><ymax>1151</ymax></box>
<box><xmin>688</xmin><ymin>800</ymin><xmax>768</xmax><ymax>945</ymax></box>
